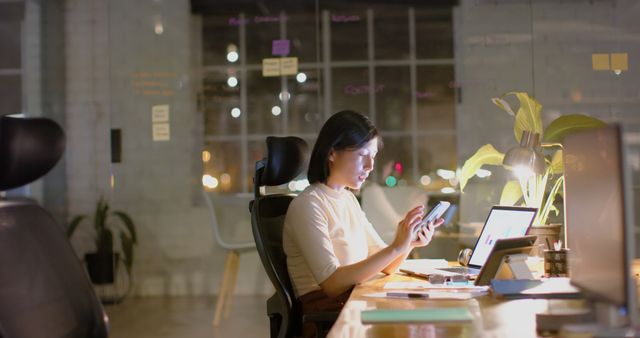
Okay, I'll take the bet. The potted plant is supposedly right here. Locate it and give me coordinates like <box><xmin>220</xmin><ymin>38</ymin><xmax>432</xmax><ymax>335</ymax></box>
<box><xmin>458</xmin><ymin>92</ymin><xmax>605</xmax><ymax>243</ymax></box>
<box><xmin>67</xmin><ymin>196</ymin><xmax>137</xmax><ymax>285</ymax></box>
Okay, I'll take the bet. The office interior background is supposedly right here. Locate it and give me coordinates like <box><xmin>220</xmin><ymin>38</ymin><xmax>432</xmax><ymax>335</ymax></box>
<box><xmin>1</xmin><ymin>0</ymin><xmax>639</xmax><ymax>336</ymax></box>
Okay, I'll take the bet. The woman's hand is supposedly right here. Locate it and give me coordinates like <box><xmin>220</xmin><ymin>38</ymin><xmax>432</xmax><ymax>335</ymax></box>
<box><xmin>411</xmin><ymin>218</ymin><xmax>444</xmax><ymax>248</ymax></box>
<box><xmin>390</xmin><ymin>205</ymin><xmax>425</xmax><ymax>253</ymax></box>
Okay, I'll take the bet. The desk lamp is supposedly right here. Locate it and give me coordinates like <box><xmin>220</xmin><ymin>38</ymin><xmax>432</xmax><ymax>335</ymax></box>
<box><xmin>502</xmin><ymin>130</ymin><xmax>566</xmax><ymax>248</ymax></box>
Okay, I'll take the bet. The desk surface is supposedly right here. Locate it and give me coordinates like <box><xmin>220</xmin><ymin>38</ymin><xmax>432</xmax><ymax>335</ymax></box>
<box><xmin>326</xmin><ymin>273</ymin><xmax>585</xmax><ymax>338</ymax></box>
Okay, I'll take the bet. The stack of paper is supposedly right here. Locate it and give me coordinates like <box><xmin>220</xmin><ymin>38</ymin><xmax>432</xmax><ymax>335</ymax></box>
<box><xmin>384</xmin><ymin>281</ymin><xmax>489</xmax><ymax>292</ymax></box>
<box><xmin>399</xmin><ymin>259</ymin><xmax>449</xmax><ymax>271</ymax></box>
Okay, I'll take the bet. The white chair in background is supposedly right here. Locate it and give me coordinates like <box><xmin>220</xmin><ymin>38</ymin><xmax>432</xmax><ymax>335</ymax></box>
<box><xmin>202</xmin><ymin>190</ymin><xmax>256</xmax><ymax>327</ymax></box>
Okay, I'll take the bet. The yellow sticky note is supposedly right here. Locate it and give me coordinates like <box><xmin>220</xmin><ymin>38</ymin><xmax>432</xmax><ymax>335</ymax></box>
<box><xmin>280</xmin><ymin>57</ymin><xmax>298</xmax><ymax>76</ymax></box>
<box><xmin>592</xmin><ymin>53</ymin><xmax>610</xmax><ymax>71</ymax></box>
<box><xmin>262</xmin><ymin>58</ymin><xmax>281</xmax><ymax>77</ymax></box>
<box><xmin>611</xmin><ymin>53</ymin><xmax>628</xmax><ymax>71</ymax></box>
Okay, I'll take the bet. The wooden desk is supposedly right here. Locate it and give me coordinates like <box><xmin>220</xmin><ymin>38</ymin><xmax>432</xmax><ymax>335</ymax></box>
<box><xmin>327</xmin><ymin>273</ymin><xmax>585</xmax><ymax>338</ymax></box>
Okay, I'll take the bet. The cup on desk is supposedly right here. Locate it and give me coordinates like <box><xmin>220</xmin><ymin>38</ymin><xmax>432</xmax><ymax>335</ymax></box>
<box><xmin>544</xmin><ymin>249</ymin><xmax>569</xmax><ymax>277</ymax></box>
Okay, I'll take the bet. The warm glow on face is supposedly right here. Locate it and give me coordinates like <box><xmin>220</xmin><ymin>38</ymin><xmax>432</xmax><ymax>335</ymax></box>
<box><xmin>327</xmin><ymin>138</ymin><xmax>378</xmax><ymax>190</ymax></box>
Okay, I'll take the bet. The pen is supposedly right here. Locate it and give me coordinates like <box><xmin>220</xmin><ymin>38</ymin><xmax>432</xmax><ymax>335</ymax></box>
<box><xmin>386</xmin><ymin>292</ymin><xmax>429</xmax><ymax>299</ymax></box>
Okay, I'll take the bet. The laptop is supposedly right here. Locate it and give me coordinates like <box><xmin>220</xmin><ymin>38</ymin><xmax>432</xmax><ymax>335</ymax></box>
<box><xmin>401</xmin><ymin>206</ymin><xmax>537</xmax><ymax>278</ymax></box>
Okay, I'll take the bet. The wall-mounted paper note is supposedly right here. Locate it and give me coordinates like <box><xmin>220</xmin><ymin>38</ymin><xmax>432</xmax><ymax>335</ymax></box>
<box><xmin>280</xmin><ymin>57</ymin><xmax>298</xmax><ymax>75</ymax></box>
<box><xmin>152</xmin><ymin>104</ymin><xmax>170</xmax><ymax>122</ymax></box>
<box><xmin>611</xmin><ymin>53</ymin><xmax>628</xmax><ymax>71</ymax></box>
<box><xmin>153</xmin><ymin>123</ymin><xmax>170</xmax><ymax>141</ymax></box>
<box><xmin>262</xmin><ymin>58</ymin><xmax>281</xmax><ymax>77</ymax></box>
<box><xmin>592</xmin><ymin>53</ymin><xmax>610</xmax><ymax>71</ymax></box>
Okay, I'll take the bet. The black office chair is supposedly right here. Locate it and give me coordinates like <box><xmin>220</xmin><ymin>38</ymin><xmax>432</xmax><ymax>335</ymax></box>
<box><xmin>0</xmin><ymin>115</ymin><xmax>109</xmax><ymax>338</ymax></box>
<box><xmin>249</xmin><ymin>136</ymin><xmax>337</xmax><ymax>338</ymax></box>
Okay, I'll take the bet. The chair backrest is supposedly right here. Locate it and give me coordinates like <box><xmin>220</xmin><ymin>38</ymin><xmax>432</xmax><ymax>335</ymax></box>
<box><xmin>249</xmin><ymin>136</ymin><xmax>308</xmax><ymax>338</ymax></box>
<box><xmin>0</xmin><ymin>115</ymin><xmax>108</xmax><ymax>338</ymax></box>
<box><xmin>0</xmin><ymin>115</ymin><xmax>65</xmax><ymax>191</ymax></box>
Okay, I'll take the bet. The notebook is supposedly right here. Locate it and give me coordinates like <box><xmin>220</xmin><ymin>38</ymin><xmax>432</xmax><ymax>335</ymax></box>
<box><xmin>361</xmin><ymin>307</ymin><xmax>473</xmax><ymax>324</ymax></box>
<box><xmin>401</xmin><ymin>206</ymin><xmax>537</xmax><ymax>278</ymax></box>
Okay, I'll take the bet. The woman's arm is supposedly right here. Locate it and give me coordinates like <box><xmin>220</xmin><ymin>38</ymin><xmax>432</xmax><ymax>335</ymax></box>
<box><xmin>319</xmin><ymin>244</ymin><xmax>405</xmax><ymax>297</ymax></box>
<box><xmin>381</xmin><ymin>249</ymin><xmax>412</xmax><ymax>275</ymax></box>
<box><xmin>319</xmin><ymin>206</ymin><xmax>425</xmax><ymax>297</ymax></box>
<box><xmin>379</xmin><ymin>218</ymin><xmax>444</xmax><ymax>275</ymax></box>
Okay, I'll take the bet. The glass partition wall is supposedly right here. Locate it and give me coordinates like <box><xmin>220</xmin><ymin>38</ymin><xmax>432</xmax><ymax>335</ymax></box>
<box><xmin>10</xmin><ymin>0</ymin><xmax>640</xmax><ymax>335</ymax></box>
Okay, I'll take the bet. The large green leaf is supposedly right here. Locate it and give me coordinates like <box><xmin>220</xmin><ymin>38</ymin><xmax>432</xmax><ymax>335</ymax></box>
<box><xmin>537</xmin><ymin>176</ymin><xmax>564</xmax><ymax>226</ymax></box>
<box><xmin>511</xmin><ymin>92</ymin><xmax>543</xmax><ymax>143</ymax></box>
<box><xmin>542</xmin><ymin>114</ymin><xmax>606</xmax><ymax>143</ymax></box>
<box><xmin>121</xmin><ymin>232</ymin><xmax>134</xmax><ymax>276</ymax></box>
<box><xmin>491</xmin><ymin>97</ymin><xmax>516</xmax><ymax>116</ymax></box>
<box><xmin>459</xmin><ymin>144</ymin><xmax>505</xmax><ymax>192</ymax></box>
<box><xmin>499</xmin><ymin>180</ymin><xmax>523</xmax><ymax>206</ymax></box>
<box><xmin>492</xmin><ymin>92</ymin><xmax>543</xmax><ymax>143</ymax></box>
<box><xmin>95</xmin><ymin>196</ymin><xmax>109</xmax><ymax>234</ymax></box>
<box><xmin>113</xmin><ymin>211</ymin><xmax>138</xmax><ymax>243</ymax></box>
<box><xmin>549</xmin><ymin>150</ymin><xmax>563</xmax><ymax>174</ymax></box>
<box><xmin>67</xmin><ymin>215</ymin><xmax>86</xmax><ymax>238</ymax></box>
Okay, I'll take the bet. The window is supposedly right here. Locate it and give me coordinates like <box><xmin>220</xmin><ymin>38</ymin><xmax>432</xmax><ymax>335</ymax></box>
<box><xmin>198</xmin><ymin>2</ymin><xmax>457</xmax><ymax>194</ymax></box>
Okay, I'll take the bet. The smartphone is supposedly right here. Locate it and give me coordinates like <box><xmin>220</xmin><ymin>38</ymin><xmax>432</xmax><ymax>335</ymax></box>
<box><xmin>416</xmin><ymin>201</ymin><xmax>450</xmax><ymax>233</ymax></box>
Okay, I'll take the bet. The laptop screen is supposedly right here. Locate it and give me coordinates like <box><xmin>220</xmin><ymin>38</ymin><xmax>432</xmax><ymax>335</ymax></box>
<box><xmin>467</xmin><ymin>206</ymin><xmax>537</xmax><ymax>268</ymax></box>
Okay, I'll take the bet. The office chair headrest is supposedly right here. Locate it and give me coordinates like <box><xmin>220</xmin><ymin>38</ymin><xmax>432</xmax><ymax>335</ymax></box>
<box><xmin>0</xmin><ymin>115</ymin><xmax>65</xmax><ymax>191</ymax></box>
<box><xmin>261</xmin><ymin>136</ymin><xmax>308</xmax><ymax>186</ymax></box>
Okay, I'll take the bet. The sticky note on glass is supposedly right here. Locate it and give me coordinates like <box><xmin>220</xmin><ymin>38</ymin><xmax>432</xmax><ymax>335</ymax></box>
<box><xmin>272</xmin><ymin>39</ymin><xmax>290</xmax><ymax>56</ymax></box>
<box><xmin>262</xmin><ymin>58</ymin><xmax>281</xmax><ymax>77</ymax></box>
<box><xmin>280</xmin><ymin>57</ymin><xmax>298</xmax><ymax>76</ymax></box>
<box><xmin>152</xmin><ymin>123</ymin><xmax>170</xmax><ymax>141</ymax></box>
<box><xmin>152</xmin><ymin>104</ymin><xmax>170</xmax><ymax>122</ymax></box>
<box><xmin>592</xmin><ymin>53</ymin><xmax>610</xmax><ymax>71</ymax></box>
<box><xmin>611</xmin><ymin>53</ymin><xmax>628</xmax><ymax>71</ymax></box>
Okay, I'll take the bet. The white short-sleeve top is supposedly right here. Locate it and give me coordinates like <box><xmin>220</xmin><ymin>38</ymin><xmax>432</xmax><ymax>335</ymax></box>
<box><xmin>283</xmin><ymin>183</ymin><xmax>387</xmax><ymax>298</ymax></box>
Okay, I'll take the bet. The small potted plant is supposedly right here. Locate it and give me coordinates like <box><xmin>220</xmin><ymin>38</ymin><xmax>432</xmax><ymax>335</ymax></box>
<box><xmin>67</xmin><ymin>196</ymin><xmax>137</xmax><ymax>285</ymax></box>
<box><xmin>458</xmin><ymin>92</ymin><xmax>605</xmax><ymax>244</ymax></box>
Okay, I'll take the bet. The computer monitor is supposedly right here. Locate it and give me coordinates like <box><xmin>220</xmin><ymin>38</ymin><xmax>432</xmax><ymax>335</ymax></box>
<box><xmin>563</xmin><ymin>124</ymin><xmax>637</xmax><ymax>327</ymax></box>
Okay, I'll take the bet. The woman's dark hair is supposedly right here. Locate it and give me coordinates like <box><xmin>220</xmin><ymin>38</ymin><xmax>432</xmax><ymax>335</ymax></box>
<box><xmin>307</xmin><ymin>110</ymin><xmax>381</xmax><ymax>184</ymax></box>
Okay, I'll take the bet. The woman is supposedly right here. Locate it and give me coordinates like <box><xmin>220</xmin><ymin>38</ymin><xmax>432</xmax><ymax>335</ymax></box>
<box><xmin>283</xmin><ymin>110</ymin><xmax>442</xmax><ymax>336</ymax></box>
